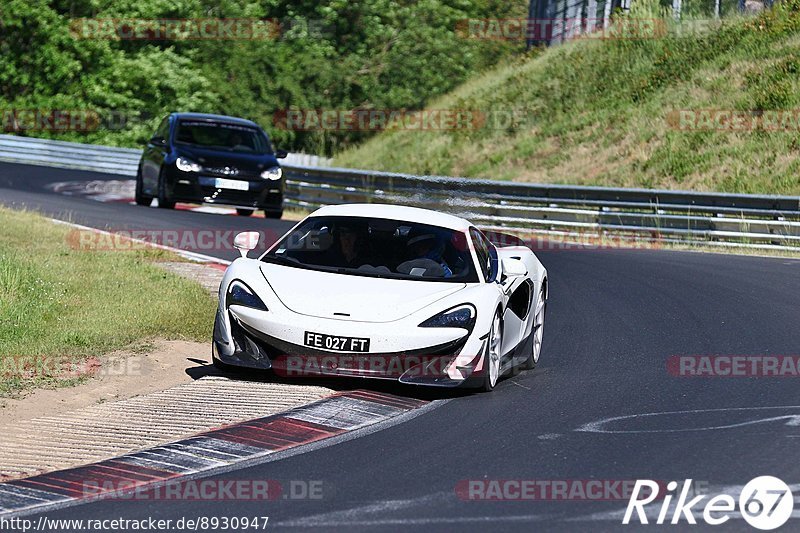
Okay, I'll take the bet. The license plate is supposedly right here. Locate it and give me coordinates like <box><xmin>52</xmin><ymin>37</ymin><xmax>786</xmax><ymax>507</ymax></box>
<box><xmin>304</xmin><ymin>331</ymin><xmax>370</xmax><ymax>353</ymax></box>
<box><xmin>214</xmin><ymin>178</ymin><xmax>249</xmax><ymax>191</ymax></box>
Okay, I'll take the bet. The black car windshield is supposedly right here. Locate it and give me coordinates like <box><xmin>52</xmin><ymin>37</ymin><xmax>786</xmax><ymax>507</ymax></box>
<box><xmin>175</xmin><ymin>121</ymin><xmax>272</xmax><ymax>154</ymax></box>
<box><xmin>263</xmin><ymin>216</ymin><xmax>479</xmax><ymax>283</ymax></box>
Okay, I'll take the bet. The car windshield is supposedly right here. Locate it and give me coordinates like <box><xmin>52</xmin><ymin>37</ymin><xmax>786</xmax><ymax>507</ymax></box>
<box><xmin>175</xmin><ymin>121</ymin><xmax>272</xmax><ymax>154</ymax></box>
<box><xmin>263</xmin><ymin>216</ymin><xmax>479</xmax><ymax>283</ymax></box>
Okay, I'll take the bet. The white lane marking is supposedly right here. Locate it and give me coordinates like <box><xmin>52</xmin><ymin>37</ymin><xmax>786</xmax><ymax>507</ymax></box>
<box><xmin>577</xmin><ymin>406</ymin><xmax>800</xmax><ymax>434</ymax></box>
<box><xmin>273</xmin><ymin>491</ymin><xmax>546</xmax><ymax>528</ymax></box>
<box><xmin>275</xmin><ymin>515</ymin><xmax>547</xmax><ymax>527</ymax></box>
<box><xmin>537</xmin><ymin>433</ymin><xmax>562</xmax><ymax>440</ymax></box>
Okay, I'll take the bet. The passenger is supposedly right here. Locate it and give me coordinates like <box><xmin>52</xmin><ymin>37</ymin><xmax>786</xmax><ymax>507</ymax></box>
<box><xmin>406</xmin><ymin>232</ymin><xmax>453</xmax><ymax>277</ymax></box>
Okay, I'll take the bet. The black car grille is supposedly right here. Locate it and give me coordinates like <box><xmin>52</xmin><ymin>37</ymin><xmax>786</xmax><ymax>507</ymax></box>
<box><xmin>204</xmin><ymin>166</ymin><xmax>259</xmax><ymax>178</ymax></box>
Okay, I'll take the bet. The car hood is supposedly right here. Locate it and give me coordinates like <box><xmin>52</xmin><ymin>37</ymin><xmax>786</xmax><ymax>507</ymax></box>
<box><xmin>260</xmin><ymin>263</ymin><xmax>467</xmax><ymax>323</ymax></box>
<box><xmin>176</xmin><ymin>146</ymin><xmax>279</xmax><ymax>172</ymax></box>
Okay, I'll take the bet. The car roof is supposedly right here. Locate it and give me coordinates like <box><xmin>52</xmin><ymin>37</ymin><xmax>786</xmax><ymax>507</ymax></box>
<box><xmin>171</xmin><ymin>112</ymin><xmax>262</xmax><ymax>129</ymax></box>
<box><xmin>309</xmin><ymin>204</ymin><xmax>472</xmax><ymax>231</ymax></box>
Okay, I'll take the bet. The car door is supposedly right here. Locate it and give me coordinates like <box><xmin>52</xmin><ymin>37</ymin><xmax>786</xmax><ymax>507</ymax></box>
<box><xmin>141</xmin><ymin>116</ymin><xmax>170</xmax><ymax>194</ymax></box>
<box><xmin>471</xmin><ymin>228</ymin><xmax>528</xmax><ymax>358</ymax></box>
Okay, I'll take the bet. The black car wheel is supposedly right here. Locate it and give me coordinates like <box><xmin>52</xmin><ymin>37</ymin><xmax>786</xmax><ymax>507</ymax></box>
<box><xmin>157</xmin><ymin>168</ymin><xmax>176</xmax><ymax>209</ymax></box>
<box><xmin>520</xmin><ymin>286</ymin><xmax>546</xmax><ymax>370</ymax></box>
<box><xmin>134</xmin><ymin>169</ymin><xmax>152</xmax><ymax>207</ymax></box>
<box><xmin>264</xmin><ymin>209</ymin><xmax>283</xmax><ymax>219</ymax></box>
<box><xmin>236</xmin><ymin>209</ymin><xmax>255</xmax><ymax>217</ymax></box>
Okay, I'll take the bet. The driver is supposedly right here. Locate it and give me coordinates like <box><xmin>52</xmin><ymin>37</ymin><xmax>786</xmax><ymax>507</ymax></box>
<box><xmin>330</xmin><ymin>222</ymin><xmax>368</xmax><ymax>267</ymax></box>
<box><xmin>407</xmin><ymin>232</ymin><xmax>453</xmax><ymax>277</ymax></box>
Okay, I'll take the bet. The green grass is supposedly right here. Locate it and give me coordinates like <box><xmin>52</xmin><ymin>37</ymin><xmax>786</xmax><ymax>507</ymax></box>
<box><xmin>0</xmin><ymin>208</ymin><xmax>215</xmax><ymax>397</ymax></box>
<box><xmin>334</xmin><ymin>1</ymin><xmax>800</xmax><ymax>195</ymax></box>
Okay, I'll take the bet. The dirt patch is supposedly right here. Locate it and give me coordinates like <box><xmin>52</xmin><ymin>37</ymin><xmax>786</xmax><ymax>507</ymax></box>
<box><xmin>0</xmin><ymin>340</ymin><xmax>210</xmax><ymax>426</ymax></box>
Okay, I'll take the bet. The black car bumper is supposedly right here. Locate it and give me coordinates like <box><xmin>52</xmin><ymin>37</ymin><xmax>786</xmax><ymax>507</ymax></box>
<box><xmin>212</xmin><ymin>311</ymin><xmax>482</xmax><ymax>388</ymax></box>
<box><xmin>165</xmin><ymin>168</ymin><xmax>283</xmax><ymax>210</ymax></box>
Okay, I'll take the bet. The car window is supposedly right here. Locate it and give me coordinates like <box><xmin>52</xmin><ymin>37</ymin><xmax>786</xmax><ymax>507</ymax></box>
<box><xmin>263</xmin><ymin>216</ymin><xmax>479</xmax><ymax>283</ymax></box>
<box><xmin>470</xmin><ymin>227</ymin><xmax>498</xmax><ymax>282</ymax></box>
<box><xmin>154</xmin><ymin>117</ymin><xmax>169</xmax><ymax>141</ymax></box>
<box><xmin>470</xmin><ymin>227</ymin><xmax>490</xmax><ymax>281</ymax></box>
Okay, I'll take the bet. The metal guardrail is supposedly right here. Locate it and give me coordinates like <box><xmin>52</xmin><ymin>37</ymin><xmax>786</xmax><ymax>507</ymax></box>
<box><xmin>1</xmin><ymin>134</ymin><xmax>798</xmax><ymax>251</ymax></box>
<box><xmin>0</xmin><ymin>134</ymin><xmax>328</xmax><ymax>176</ymax></box>
<box><xmin>282</xmin><ymin>166</ymin><xmax>800</xmax><ymax>251</ymax></box>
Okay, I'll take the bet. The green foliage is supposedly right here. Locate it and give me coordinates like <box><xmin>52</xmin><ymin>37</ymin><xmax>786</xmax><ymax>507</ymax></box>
<box><xmin>0</xmin><ymin>0</ymin><xmax>523</xmax><ymax>153</ymax></box>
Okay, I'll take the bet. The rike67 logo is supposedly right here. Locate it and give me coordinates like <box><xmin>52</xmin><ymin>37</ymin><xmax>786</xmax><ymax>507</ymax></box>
<box><xmin>624</xmin><ymin>477</ymin><xmax>793</xmax><ymax>530</ymax></box>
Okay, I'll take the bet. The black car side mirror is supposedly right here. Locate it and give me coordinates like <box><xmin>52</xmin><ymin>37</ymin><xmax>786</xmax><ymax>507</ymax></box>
<box><xmin>275</xmin><ymin>149</ymin><xmax>288</xmax><ymax>159</ymax></box>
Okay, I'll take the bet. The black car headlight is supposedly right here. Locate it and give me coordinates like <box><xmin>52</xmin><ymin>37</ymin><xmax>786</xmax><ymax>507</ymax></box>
<box><xmin>419</xmin><ymin>304</ymin><xmax>476</xmax><ymax>330</ymax></box>
<box><xmin>226</xmin><ymin>280</ymin><xmax>267</xmax><ymax>311</ymax></box>
<box><xmin>176</xmin><ymin>157</ymin><xmax>202</xmax><ymax>173</ymax></box>
<box><xmin>260</xmin><ymin>167</ymin><xmax>283</xmax><ymax>181</ymax></box>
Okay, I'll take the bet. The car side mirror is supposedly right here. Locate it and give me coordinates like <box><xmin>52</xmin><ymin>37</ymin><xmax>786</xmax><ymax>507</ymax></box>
<box><xmin>234</xmin><ymin>231</ymin><xmax>260</xmax><ymax>258</ymax></box>
<box><xmin>150</xmin><ymin>136</ymin><xmax>166</xmax><ymax>146</ymax></box>
<box><xmin>275</xmin><ymin>149</ymin><xmax>288</xmax><ymax>159</ymax></box>
<box><xmin>500</xmin><ymin>257</ymin><xmax>527</xmax><ymax>284</ymax></box>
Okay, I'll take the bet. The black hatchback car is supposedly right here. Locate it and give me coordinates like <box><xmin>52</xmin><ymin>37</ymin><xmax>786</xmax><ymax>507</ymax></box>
<box><xmin>135</xmin><ymin>113</ymin><xmax>287</xmax><ymax>218</ymax></box>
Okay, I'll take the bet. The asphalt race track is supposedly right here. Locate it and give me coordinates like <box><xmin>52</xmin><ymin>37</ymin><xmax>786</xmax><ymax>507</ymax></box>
<box><xmin>2</xmin><ymin>161</ymin><xmax>800</xmax><ymax>531</ymax></box>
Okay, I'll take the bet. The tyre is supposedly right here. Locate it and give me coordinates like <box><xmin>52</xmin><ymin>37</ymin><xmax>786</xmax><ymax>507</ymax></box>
<box><xmin>482</xmin><ymin>310</ymin><xmax>503</xmax><ymax>391</ymax></box>
<box><xmin>264</xmin><ymin>209</ymin><xmax>283</xmax><ymax>219</ymax></box>
<box><xmin>520</xmin><ymin>286</ymin><xmax>546</xmax><ymax>370</ymax></box>
<box><xmin>156</xmin><ymin>168</ymin><xmax>176</xmax><ymax>209</ymax></box>
<box><xmin>134</xmin><ymin>170</ymin><xmax>152</xmax><ymax>206</ymax></box>
<box><xmin>236</xmin><ymin>209</ymin><xmax>255</xmax><ymax>217</ymax></box>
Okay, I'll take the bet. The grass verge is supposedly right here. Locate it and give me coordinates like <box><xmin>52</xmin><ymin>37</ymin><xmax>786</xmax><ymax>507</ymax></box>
<box><xmin>334</xmin><ymin>0</ymin><xmax>800</xmax><ymax>195</ymax></box>
<box><xmin>0</xmin><ymin>207</ymin><xmax>215</xmax><ymax>397</ymax></box>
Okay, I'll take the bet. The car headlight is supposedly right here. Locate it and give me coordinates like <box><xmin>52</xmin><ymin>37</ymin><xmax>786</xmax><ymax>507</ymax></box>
<box><xmin>419</xmin><ymin>304</ymin><xmax>476</xmax><ymax>330</ymax></box>
<box><xmin>176</xmin><ymin>157</ymin><xmax>202</xmax><ymax>173</ymax></box>
<box><xmin>226</xmin><ymin>280</ymin><xmax>267</xmax><ymax>311</ymax></box>
<box><xmin>260</xmin><ymin>166</ymin><xmax>283</xmax><ymax>181</ymax></box>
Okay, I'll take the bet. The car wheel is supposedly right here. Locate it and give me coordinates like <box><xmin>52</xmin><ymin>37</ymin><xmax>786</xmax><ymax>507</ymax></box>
<box><xmin>521</xmin><ymin>286</ymin><xmax>546</xmax><ymax>370</ymax></box>
<box><xmin>264</xmin><ymin>209</ymin><xmax>283</xmax><ymax>219</ymax></box>
<box><xmin>157</xmin><ymin>168</ymin><xmax>176</xmax><ymax>209</ymax></box>
<box><xmin>134</xmin><ymin>169</ymin><xmax>152</xmax><ymax>206</ymax></box>
<box><xmin>236</xmin><ymin>209</ymin><xmax>255</xmax><ymax>217</ymax></box>
<box><xmin>482</xmin><ymin>311</ymin><xmax>503</xmax><ymax>391</ymax></box>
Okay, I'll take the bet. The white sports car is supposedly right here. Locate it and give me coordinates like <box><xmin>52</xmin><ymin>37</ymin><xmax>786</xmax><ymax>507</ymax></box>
<box><xmin>212</xmin><ymin>204</ymin><xmax>548</xmax><ymax>390</ymax></box>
